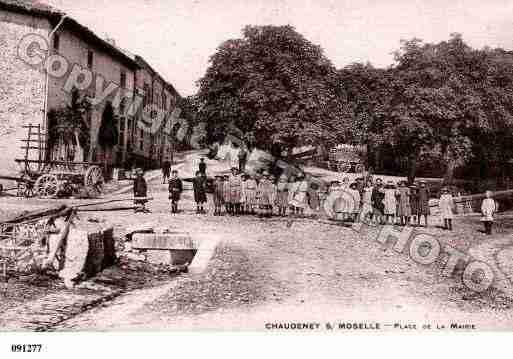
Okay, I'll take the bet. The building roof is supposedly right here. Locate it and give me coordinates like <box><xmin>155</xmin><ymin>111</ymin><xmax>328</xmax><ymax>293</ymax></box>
<box><xmin>135</xmin><ymin>55</ymin><xmax>180</xmax><ymax>98</ymax></box>
<box><xmin>1</xmin><ymin>0</ymin><xmax>180</xmax><ymax>97</ymax></box>
<box><xmin>0</xmin><ymin>0</ymin><xmax>62</xmax><ymax>18</ymax></box>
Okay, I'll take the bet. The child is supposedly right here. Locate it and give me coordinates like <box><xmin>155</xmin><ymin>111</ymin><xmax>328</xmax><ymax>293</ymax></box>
<box><xmin>361</xmin><ymin>179</ymin><xmax>374</xmax><ymax>223</ymax></box>
<box><xmin>240</xmin><ymin>174</ymin><xmax>248</xmax><ymax>215</ymax></box>
<box><xmin>439</xmin><ymin>187</ymin><xmax>455</xmax><ymax>230</ymax></box>
<box><xmin>133</xmin><ymin>168</ymin><xmax>149</xmax><ymax>213</ymax></box>
<box><xmin>168</xmin><ymin>170</ymin><xmax>183</xmax><ymax>214</ymax></box>
<box><xmin>396</xmin><ymin>181</ymin><xmax>412</xmax><ymax>226</ymax></box>
<box><xmin>213</xmin><ymin>175</ymin><xmax>225</xmax><ymax>216</ymax></box>
<box><xmin>481</xmin><ymin>190</ymin><xmax>497</xmax><ymax>235</ymax></box>
<box><xmin>269</xmin><ymin>175</ymin><xmax>277</xmax><ymax>216</ymax></box>
<box><xmin>348</xmin><ymin>183</ymin><xmax>361</xmax><ymax>222</ymax></box>
<box><xmin>223</xmin><ymin>175</ymin><xmax>231</xmax><ymax>215</ymax></box>
<box><xmin>372</xmin><ymin>178</ymin><xmax>385</xmax><ymax>224</ymax></box>
<box><xmin>276</xmin><ymin>174</ymin><xmax>289</xmax><ymax>217</ymax></box>
<box><xmin>417</xmin><ymin>181</ymin><xmax>430</xmax><ymax>227</ymax></box>
<box><xmin>229</xmin><ymin>167</ymin><xmax>242</xmax><ymax>216</ymax></box>
<box><xmin>288</xmin><ymin>175</ymin><xmax>299</xmax><ymax>216</ymax></box>
<box><xmin>257</xmin><ymin>171</ymin><xmax>272</xmax><ymax>218</ymax></box>
<box><xmin>383</xmin><ymin>180</ymin><xmax>397</xmax><ymax>224</ymax></box>
<box><xmin>292</xmin><ymin>174</ymin><xmax>309</xmax><ymax>217</ymax></box>
<box><xmin>244</xmin><ymin>174</ymin><xmax>257</xmax><ymax>215</ymax></box>
<box><xmin>193</xmin><ymin>171</ymin><xmax>207</xmax><ymax>214</ymax></box>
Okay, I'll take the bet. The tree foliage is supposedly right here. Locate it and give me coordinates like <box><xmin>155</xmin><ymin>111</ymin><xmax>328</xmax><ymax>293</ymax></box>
<box><xmin>341</xmin><ymin>34</ymin><xmax>513</xmax><ymax>183</ymax></box>
<box><xmin>197</xmin><ymin>25</ymin><xmax>352</xmax><ymax>152</ymax></box>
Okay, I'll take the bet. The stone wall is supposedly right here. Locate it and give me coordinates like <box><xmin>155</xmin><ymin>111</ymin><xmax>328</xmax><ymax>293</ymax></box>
<box><xmin>0</xmin><ymin>11</ymin><xmax>49</xmax><ymax>175</ymax></box>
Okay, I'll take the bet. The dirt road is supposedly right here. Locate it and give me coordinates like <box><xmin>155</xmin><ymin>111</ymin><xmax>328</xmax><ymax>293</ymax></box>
<box><xmin>52</xmin><ymin>153</ymin><xmax>513</xmax><ymax>331</ymax></box>
<box><xmin>3</xmin><ymin>151</ymin><xmax>513</xmax><ymax>331</ymax></box>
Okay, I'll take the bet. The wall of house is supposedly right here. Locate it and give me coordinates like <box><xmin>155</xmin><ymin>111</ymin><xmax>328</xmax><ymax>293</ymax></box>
<box><xmin>133</xmin><ymin>66</ymin><xmax>153</xmax><ymax>163</ymax></box>
<box><xmin>0</xmin><ymin>10</ymin><xmax>49</xmax><ymax>175</ymax></box>
<box><xmin>46</xmin><ymin>25</ymin><xmax>135</xmax><ymax>165</ymax></box>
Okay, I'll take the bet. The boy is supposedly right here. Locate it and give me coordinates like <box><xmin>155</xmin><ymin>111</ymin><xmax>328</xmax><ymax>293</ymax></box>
<box><xmin>168</xmin><ymin>170</ymin><xmax>183</xmax><ymax>213</ymax></box>
<box><xmin>276</xmin><ymin>174</ymin><xmax>289</xmax><ymax>217</ymax></box>
<box><xmin>481</xmin><ymin>190</ymin><xmax>497</xmax><ymax>235</ymax></box>
<box><xmin>193</xmin><ymin>170</ymin><xmax>207</xmax><ymax>214</ymax></box>
<box><xmin>133</xmin><ymin>168</ymin><xmax>149</xmax><ymax>213</ymax></box>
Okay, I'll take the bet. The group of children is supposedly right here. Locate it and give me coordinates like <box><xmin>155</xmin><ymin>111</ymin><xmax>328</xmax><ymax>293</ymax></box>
<box><xmin>135</xmin><ymin>164</ymin><xmax>499</xmax><ymax>235</ymax></box>
<box><xmin>333</xmin><ymin>177</ymin><xmax>432</xmax><ymax>227</ymax></box>
<box><xmin>212</xmin><ymin>167</ymin><xmax>303</xmax><ymax>217</ymax></box>
<box><xmin>166</xmin><ymin>166</ymin><xmax>315</xmax><ymax>218</ymax></box>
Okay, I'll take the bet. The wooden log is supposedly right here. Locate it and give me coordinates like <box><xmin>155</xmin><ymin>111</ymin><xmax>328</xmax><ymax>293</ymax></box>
<box><xmin>0</xmin><ymin>205</ymin><xmax>68</xmax><ymax>225</ymax></box>
<box><xmin>42</xmin><ymin>209</ymin><xmax>75</xmax><ymax>269</ymax></box>
<box><xmin>77</xmin><ymin>206</ymin><xmax>138</xmax><ymax>212</ymax></box>
<box><xmin>70</xmin><ymin>197</ymin><xmax>154</xmax><ymax>209</ymax></box>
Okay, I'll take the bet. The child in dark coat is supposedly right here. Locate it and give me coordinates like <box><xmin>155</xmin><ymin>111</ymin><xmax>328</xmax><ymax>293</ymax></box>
<box><xmin>133</xmin><ymin>168</ymin><xmax>149</xmax><ymax>213</ymax></box>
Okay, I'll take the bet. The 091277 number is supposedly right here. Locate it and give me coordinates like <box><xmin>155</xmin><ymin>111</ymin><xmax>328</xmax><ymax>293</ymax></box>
<box><xmin>11</xmin><ymin>344</ymin><xmax>42</xmax><ymax>353</ymax></box>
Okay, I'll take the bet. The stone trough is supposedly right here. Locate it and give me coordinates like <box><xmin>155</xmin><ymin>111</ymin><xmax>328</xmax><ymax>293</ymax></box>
<box><xmin>129</xmin><ymin>232</ymin><xmax>198</xmax><ymax>266</ymax></box>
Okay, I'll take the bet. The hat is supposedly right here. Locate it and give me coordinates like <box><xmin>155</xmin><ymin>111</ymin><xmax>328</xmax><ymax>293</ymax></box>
<box><xmin>263</xmin><ymin>170</ymin><xmax>269</xmax><ymax>176</ymax></box>
<box><xmin>441</xmin><ymin>187</ymin><xmax>449</xmax><ymax>192</ymax></box>
<box><xmin>172</xmin><ymin>169</ymin><xmax>178</xmax><ymax>174</ymax></box>
<box><xmin>231</xmin><ymin>166</ymin><xmax>238</xmax><ymax>171</ymax></box>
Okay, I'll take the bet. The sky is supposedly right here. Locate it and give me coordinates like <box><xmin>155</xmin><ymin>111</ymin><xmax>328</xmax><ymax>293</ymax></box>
<box><xmin>45</xmin><ymin>0</ymin><xmax>513</xmax><ymax>96</ymax></box>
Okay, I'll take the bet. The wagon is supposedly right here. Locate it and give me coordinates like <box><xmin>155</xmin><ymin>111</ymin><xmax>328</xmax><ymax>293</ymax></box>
<box><xmin>0</xmin><ymin>124</ymin><xmax>105</xmax><ymax>198</ymax></box>
<box><xmin>11</xmin><ymin>160</ymin><xmax>105</xmax><ymax>198</ymax></box>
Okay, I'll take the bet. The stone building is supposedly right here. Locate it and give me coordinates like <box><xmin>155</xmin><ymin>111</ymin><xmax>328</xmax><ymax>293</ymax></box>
<box><xmin>0</xmin><ymin>0</ymin><xmax>180</xmax><ymax>175</ymax></box>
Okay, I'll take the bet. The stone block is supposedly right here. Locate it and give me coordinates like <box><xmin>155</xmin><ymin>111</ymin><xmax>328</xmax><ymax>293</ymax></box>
<box><xmin>132</xmin><ymin>233</ymin><xmax>194</xmax><ymax>250</ymax></box>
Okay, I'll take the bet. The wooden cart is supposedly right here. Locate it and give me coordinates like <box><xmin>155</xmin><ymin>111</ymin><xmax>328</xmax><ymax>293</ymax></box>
<box><xmin>3</xmin><ymin>124</ymin><xmax>105</xmax><ymax>198</ymax></box>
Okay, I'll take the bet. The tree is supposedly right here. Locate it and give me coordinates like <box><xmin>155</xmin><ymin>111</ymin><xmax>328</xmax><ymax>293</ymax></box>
<box><xmin>343</xmin><ymin>34</ymin><xmax>513</xmax><ymax>183</ymax></box>
<box><xmin>197</xmin><ymin>25</ymin><xmax>352</xmax><ymax>154</ymax></box>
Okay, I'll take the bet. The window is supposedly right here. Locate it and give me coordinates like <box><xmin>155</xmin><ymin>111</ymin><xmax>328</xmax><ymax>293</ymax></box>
<box><xmin>139</xmin><ymin>129</ymin><xmax>144</xmax><ymax>150</ymax></box>
<box><xmin>120</xmin><ymin>70</ymin><xmax>126</xmax><ymax>89</ymax></box>
<box><xmin>143</xmin><ymin>83</ymin><xmax>150</xmax><ymax>107</ymax></box>
<box><xmin>53</xmin><ymin>34</ymin><xmax>60</xmax><ymax>51</ymax></box>
<box><xmin>87</xmin><ymin>50</ymin><xmax>94</xmax><ymax>69</ymax></box>
<box><xmin>162</xmin><ymin>93</ymin><xmax>167</xmax><ymax>110</ymax></box>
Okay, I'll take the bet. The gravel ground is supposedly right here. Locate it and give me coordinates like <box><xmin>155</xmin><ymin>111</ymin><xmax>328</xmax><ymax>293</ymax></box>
<box><xmin>5</xmin><ymin>151</ymin><xmax>513</xmax><ymax>331</ymax></box>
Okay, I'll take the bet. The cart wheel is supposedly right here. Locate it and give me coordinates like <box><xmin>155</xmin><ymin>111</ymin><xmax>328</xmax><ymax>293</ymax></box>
<box><xmin>34</xmin><ymin>174</ymin><xmax>59</xmax><ymax>197</ymax></box>
<box><xmin>355</xmin><ymin>164</ymin><xmax>365</xmax><ymax>174</ymax></box>
<box><xmin>84</xmin><ymin>165</ymin><xmax>104</xmax><ymax>197</ymax></box>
